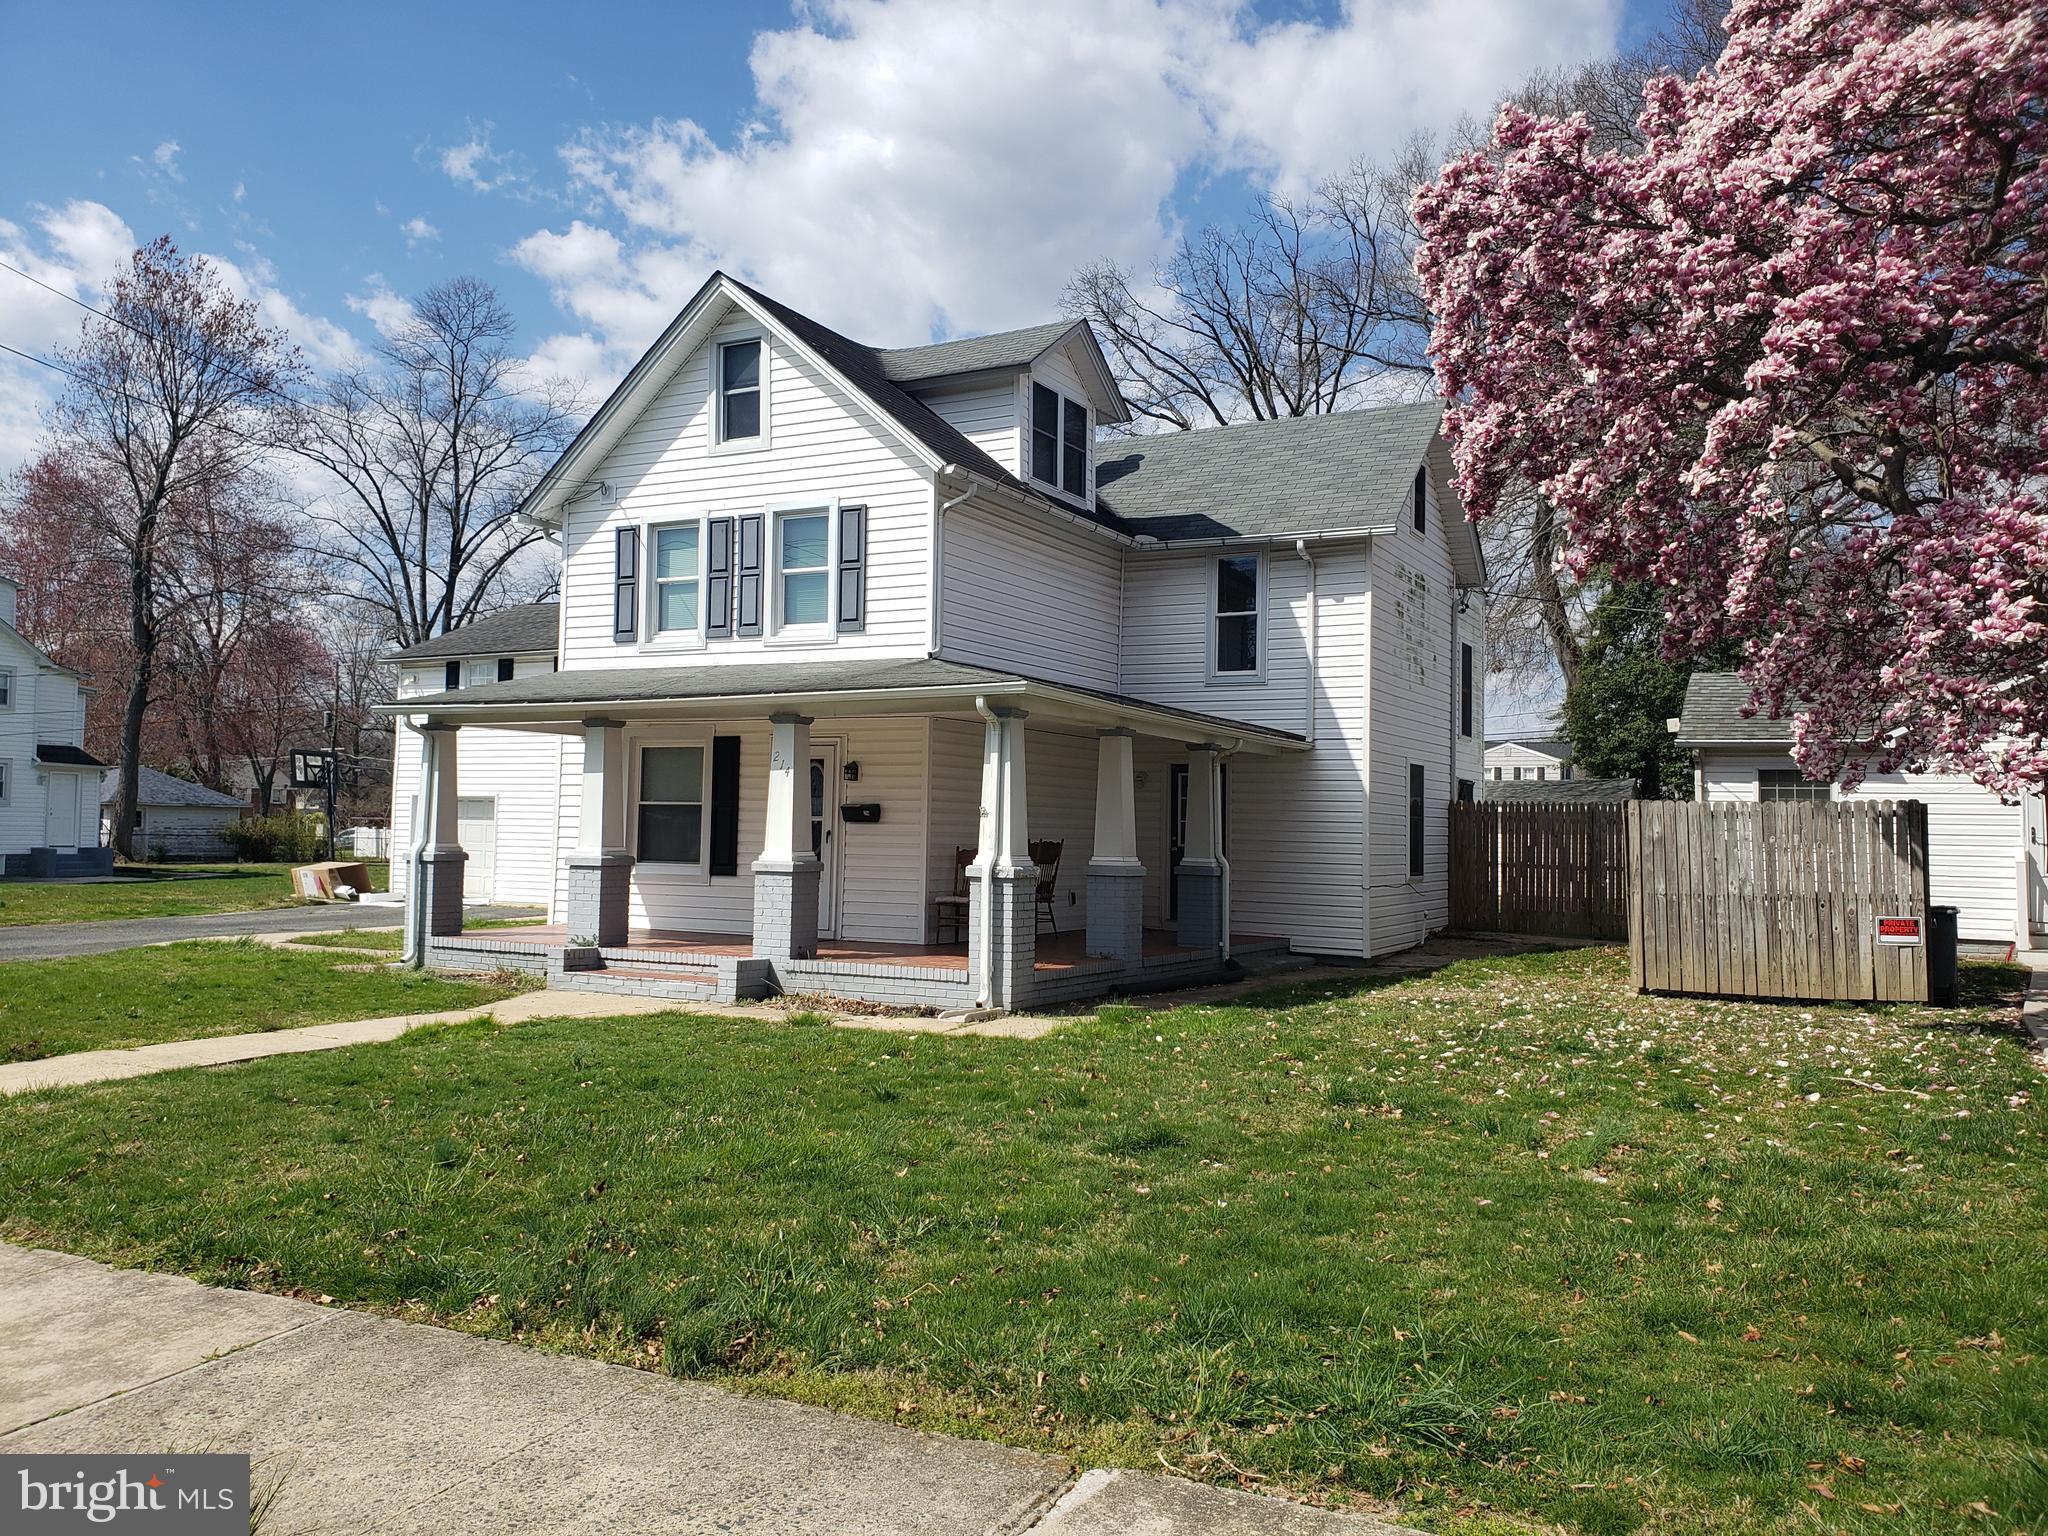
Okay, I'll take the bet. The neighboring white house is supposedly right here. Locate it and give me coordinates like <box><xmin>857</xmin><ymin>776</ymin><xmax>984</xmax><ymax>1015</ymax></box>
<box><xmin>101</xmin><ymin>765</ymin><xmax>246</xmax><ymax>860</ymax></box>
<box><xmin>378</xmin><ymin>273</ymin><xmax>1488</xmax><ymax>1009</ymax></box>
<box><xmin>0</xmin><ymin>574</ymin><xmax>111</xmax><ymax>878</ymax></box>
<box><xmin>387</xmin><ymin>603</ymin><xmax>562</xmax><ymax>907</ymax></box>
<box><xmin>1485</xmin><ymin>738</ymin><xmax>1573</xmax><ymax>783</ymax></box>
<box><xmin>1677</xmin><ymin>672</ymin><xmax>2047</xmax><ymax>945</ymax></box>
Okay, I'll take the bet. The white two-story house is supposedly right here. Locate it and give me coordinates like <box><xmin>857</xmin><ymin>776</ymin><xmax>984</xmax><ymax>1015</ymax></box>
<box><xmin>0</xmin><ymin>573</ymin><xmax>110</xmax><ymax>877</ymax></box>
<box><xmin>380</xmin><ymin>273</ymin><xmax>1486</xmax><ymax>1011</ymax></box>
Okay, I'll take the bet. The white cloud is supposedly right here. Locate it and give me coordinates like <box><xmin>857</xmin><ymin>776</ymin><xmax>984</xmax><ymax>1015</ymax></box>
<box><xmin>438</xmin><ymin>124</ymin><xmax>528</xmax><ymax>195</ymax></box>
<box><xmin>347</xmin><ymin>274</ymin><xmax>415</xmax><ymax>338</ymax></box>
<box><xmin>151</xmin><ymin>140</ymin><xmax>184</xmax><ymax>181</ymax></box>
<box><xmin>401</xmin><ymin>215</ymin><xmax>441</xmax><ymax>247</ymax></box>
<box><xmin>0</xmin><ymin>200</ymin><xmax>139</xmax><ymax>469</ymax></box>
<box><xmin>509</xmin><ymin>0</ymin><xmax>1618</xmax><ymax>381</ymax></box>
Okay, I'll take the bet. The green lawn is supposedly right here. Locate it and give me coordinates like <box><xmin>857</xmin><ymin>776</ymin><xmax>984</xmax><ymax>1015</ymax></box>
<box><xmin>0</xmin><ymin>939</ymin><xmax>527</xmax><ymax>1061</ymax></box>
<box><xmin>1</xmin><ymin>948</ymin><xmax>2039</xmax><ymax>1534</ymax></box>
<box><xmin>0</xmin><ymin>860</ymin><xmax>389</xmax><ymax>927</ymax></box>
<box><xmin>292</xmin><ymin>917</ymin><xmax>533</xmax><ymax>953</ymax></box>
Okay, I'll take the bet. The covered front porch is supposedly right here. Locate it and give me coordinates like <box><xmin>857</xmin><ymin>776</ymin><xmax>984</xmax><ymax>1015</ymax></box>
<box><xmin>385</xmin><ymin>658</ymin><xmax>1305</xmax><ymax>1012</ymax></box>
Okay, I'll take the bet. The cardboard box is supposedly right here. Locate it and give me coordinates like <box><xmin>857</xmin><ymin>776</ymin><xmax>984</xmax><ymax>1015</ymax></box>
<box><xmin>292</xmin><ymin>860</ymin><xmax>372</xmax><ymax>902</ymax></box>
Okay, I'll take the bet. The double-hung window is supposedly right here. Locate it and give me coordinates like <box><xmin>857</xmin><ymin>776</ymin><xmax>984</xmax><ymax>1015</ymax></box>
<box><xmin>776</xmin><ymin>510</ymin><xmax>831</xmax><ymax>629</ymax></box>
<box><xmin>461</xmin><ymin>659</ymin><xmax>497</xmax><ymax>688</ymax></box>
<box><xmin>652</xmin><ymin>523</ymin><xmax>701</xmax><ymax>635</ymax></box>
<box><xmin>1213</xmin><ymin>555</ymin><xmax>1260</xmax><ymax>675</ymax></box>
<box><xmin>0</xmin><ymin>667</ymin><xmax>12</xmax><ymax>708</ymax></box>
<box><xmin>1030</xmin><ymin>382</ymin><xmax>1089</xmax><ymax>498</ymax></box>
<box><xmin>638</xmin><ymin>745</ymin><xmax>705</xmax><ymax>864</ymax></box>
<box><xmin>718</xmin><ymin>339</ymin><xmax>762</xmax><ymax>443</ymax></box>
<box><xmin>0</xmin><ymin>758</ymin><xmax>9</xmax><ymax>805</ymax></box>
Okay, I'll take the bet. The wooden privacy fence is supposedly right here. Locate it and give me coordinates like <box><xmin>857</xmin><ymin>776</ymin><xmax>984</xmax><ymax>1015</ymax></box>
<box><xmin>1448</xmin><ymin>802</ymin><xmax>1629</xmax><ymax>939</ymax></box>
<box><xmin>1628</xmin><ymin>799</ymin><xmax>1929</xmax><ymax>1002</ymax></box>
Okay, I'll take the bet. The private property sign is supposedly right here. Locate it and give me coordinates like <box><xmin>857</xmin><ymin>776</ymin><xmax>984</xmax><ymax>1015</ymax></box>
<box><xmin>1874</xmin><ymin>915</ymin><xmax>1924</xmax><ymax>946</ymax></box>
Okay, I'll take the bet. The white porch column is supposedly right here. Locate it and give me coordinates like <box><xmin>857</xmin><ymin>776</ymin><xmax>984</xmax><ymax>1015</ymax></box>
<box><xmin>1176</xmin><ymin>743</ymin><xmax>1227</xmax><ymax>955</ymax></box>
<box><xmin>753</xmin><ymin>712</ymin><xmax>820</xmax><ymax>960</ymax></box>
<box><xmin>565</xmin><ymin>718</ymin><xmax>632</xmax><ymax>948</ymax></box>
<box><xmin>411</xmin><ymin>722</ymin><xmax>466</xmax><ymax>949</ymax></box>
<box><xmin>968</xmin><ymin>707</ymin><xmax>1037</xmax><ymax>1008</ymax></box>
<box><xmin>1086</xmin><ymin>728</ymin><xmax>1144</xmax><ymax>967</ymax></box>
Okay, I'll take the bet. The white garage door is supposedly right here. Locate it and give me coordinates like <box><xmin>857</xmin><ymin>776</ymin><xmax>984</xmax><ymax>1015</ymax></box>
<box><xmin>457</xmin><ymin>796</ymin><xmax>497</xmax><ymax>902</ymax></box>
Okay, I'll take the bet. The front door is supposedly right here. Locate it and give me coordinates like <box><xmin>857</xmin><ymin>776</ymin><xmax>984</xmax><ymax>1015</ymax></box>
<box><xmin>1166</xmin><ymin>761</ymin><xmax>1227</xmax><ymax>921</ymax></box>
<box><xmin>456</xmin><ymin>796</ymin><xmax>497</xmax><ymax>902</ymax></box>
<box><xmin>810</xmin><ymin>744</ymin><xmax>840</xmax><ymax>939</ymax></box>
<box><xmin>2026</xmin><ymin>779</ymin><xmax>2047</xmax><ymax>938</ymax></box>
<box><xmin>45</xmin><ymin>771</ymin><xmax>80</xmax><ymax>852</ymax></box>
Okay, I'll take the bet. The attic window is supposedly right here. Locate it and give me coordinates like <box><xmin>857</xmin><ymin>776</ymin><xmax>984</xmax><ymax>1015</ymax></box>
<box><xmin>1030</xmin><ymin>382</ymin><xmax>1089</xmax><ymax>498</ymax></box>
<box><xmin>1412</xmin><ymin>467</ymin><xmax>1427</xmax><ymax>533</ymax></box>
<box><xmin>718</xmin><ymin>339</ymin><xmax>762</xmax><ymax>442</ymax></box>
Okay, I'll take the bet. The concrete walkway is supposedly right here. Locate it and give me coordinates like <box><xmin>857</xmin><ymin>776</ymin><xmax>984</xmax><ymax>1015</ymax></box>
<box><xmin>2020</xmin><ymin>947</ymin><xmax>2048</xmax><ymax>1062</ymax></box>
<box><xmin>0</xmin><ymin>901</ymin><xmax>538</xmax><ymax>962</ymax></box>
<box><xmin>0</xmin><ymin>989</ymin><xmax>680</xmax><ymax>1096</ymax></box>
<box><xmin>0</xmin><ymin>1244</ymin><xmax>1414</xmax><ymax>1535</ymax></box>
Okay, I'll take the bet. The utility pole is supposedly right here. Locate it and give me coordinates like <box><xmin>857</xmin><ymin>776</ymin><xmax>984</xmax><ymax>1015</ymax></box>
<box><xmin>324</xmin><ymin>669</ymin><xmax>339</xmax><ymax>861</ymax></box>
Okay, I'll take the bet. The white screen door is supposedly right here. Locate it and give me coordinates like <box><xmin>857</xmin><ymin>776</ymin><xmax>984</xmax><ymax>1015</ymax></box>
<box><xmin>45</xmin><ymin>772</ymin><xmax>81</xmax><ymax>852</ymax></box>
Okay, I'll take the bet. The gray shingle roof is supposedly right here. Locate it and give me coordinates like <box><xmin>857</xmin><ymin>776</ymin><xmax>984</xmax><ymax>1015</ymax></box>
<box><xmin>392</xmin><ymin>603</ymin><xmax>561</xmax><ymax>663</ymax></box>
<box><xmin>871</xmin><ymin>321</ymin><xmax>1078</xmax><ymax>383</ymax></box>
<box><xmin>1675</xmin><ymin>672</ymin><xmax>1797</xmax><ymax>748</ymax></box>
<box><xmin>1486</xmin><ymin>738</ymin><xmax>1573</xmax><ymax>758</ymax></box>
<box><xmin>1094</xmin><ymin>401</ymin><xmax>1446</xmax><ymax>541</ymax></box>
<box><xmin>375</xmin><ymin>655</ymin><xmax>1301</xmax><ymax>744</ymax></box>
<box><xmin>102</xmin><ymin>764</ymin><xmax>243</xmax><ymax>809</ymax></box>
<box><xmin>1480</xmin><ymin>776</ymin><xmax>1637</xmax><ymax>804</ymax></box>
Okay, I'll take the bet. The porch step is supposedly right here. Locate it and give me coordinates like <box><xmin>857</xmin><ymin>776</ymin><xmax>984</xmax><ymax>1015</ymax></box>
<box><xmin>549</xmin><ymin>964</ymin><xmax>720</xmax><ymax>1003</ymax></box>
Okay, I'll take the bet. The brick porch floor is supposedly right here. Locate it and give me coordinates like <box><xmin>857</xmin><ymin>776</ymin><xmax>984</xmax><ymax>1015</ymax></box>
<box><xmin>465</xmin><ymin>925</ymin><xmax>1272</xmax><ymax>974</ymax></box>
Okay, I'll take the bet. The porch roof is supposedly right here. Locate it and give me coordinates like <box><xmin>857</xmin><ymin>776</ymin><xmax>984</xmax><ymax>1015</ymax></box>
<box><xmin>374</xmin><ymin>656</ymin><xmax>1307</xmax><ymax>752</ymax></box>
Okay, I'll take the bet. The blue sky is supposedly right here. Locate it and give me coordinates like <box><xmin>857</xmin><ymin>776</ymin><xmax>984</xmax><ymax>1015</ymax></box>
<box><xmin>1</xmin><ymin>0</ymin><xmax>1674</xmax><ymax>479</ymax></box>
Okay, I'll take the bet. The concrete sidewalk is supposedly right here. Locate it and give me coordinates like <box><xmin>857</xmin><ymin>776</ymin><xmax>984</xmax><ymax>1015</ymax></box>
<box><xmin>0</xmin><ymin>1245</ymin><xmax>1414</xmax><ymax>1535</ymax></box>
<box><xmin>0</xmin><ymin>989</ymin><xmax>682</xmax><ymax>1095</ymax></box>
<box><xmin>0</xmin><ymin>901</ymin><xmax>539</xmax><ymax>962</ymax></box>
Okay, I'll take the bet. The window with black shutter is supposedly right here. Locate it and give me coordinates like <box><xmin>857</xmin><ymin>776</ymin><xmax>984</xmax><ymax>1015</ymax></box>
<box><xmin>444</xmin><ymin>660</ymin><xmax>460</xmax><ymax>691</ymax></box>
<box><xmin>1413</xmin><ymin>467</ymin><xmax>1427</xmax><ymax>533</ymax></box>
<box><xmin>1459</xmin><ymin>642</ymin><xmax>1473</xmax><ymax>737</ymax></box>
<box><xmin>709</xmin><ymin>736</ymin><xmax>741</xmax><ymax>876</ymax></box>
<box><xmin>705</xmin><ymin>517</ymin><xmax>734</xmax><ymax>637</ymax></box>
<box><xmin>497</xmin><ymin>657</ymin><xmax>514</xmax><ymax>683</ymax></box>
<box><xmin>735</xmin><ymin>514</ymin><xmax>764</xmax><ymax>636</ymax></box>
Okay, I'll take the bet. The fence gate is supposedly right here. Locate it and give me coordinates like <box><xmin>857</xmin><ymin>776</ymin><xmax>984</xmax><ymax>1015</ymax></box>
<box><xmin>1449</xmin><ymin>802</ymin><xmax>1629</xmax><ymax>940</ymax></box>
<box><xmin>1627</xmin><ymin>800</ymin><xmax>1929</xmax><ymax>1002</ymax></box>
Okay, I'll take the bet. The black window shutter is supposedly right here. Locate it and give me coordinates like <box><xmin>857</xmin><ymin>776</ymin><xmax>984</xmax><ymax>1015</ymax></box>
<box><xmin>444</xmin><ymin>660</ymin><xmax>460</xmax><ymax>691</ymax></box>
<box><xmin>1408</xmin><ymin>763</ymin><xmax>1426</xmax><ymax>877</ymax></box>
<box><xmin>497</xmin><ymin>656</ymin><xmax>515</xmax><ymax>683</ymax></box>
<box><xmin>613</xmin><ymin>527</ymin><xmax>639</xmax><ymax>642</ymax></box>
<box><xmin>1459</xmin><ymin>642</ymin><xmax>1473</xmax><ymax>736</ymax></box>
<box><xmin>705</xmin><ymin>517</ymin><xmax>734</xmax><ymax>638</ymax></box>
<box><xmin>837</xmin><ymin>504</ymin><xmax>866</xmax><ymax>633</ymax></box>
<box><xmin>709</xmin><ymin>736</ymin><xmax>741</xmax><ymax>877</ymax></box>
<box><xmin>735</xmin><ymin>514</ymin><xmax>764</xmax><ymax>637</ymax></box>
<box><xmin>1412</xmin><ymin>468</ymin><xmax>1427</xmax><ymax>533</ymax></box>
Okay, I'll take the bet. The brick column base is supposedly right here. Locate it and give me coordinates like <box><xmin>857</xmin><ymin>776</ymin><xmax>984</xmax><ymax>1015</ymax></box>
<box><xmin>969</xmin><ymin>865</ymin><xmax>1039</xmax><ymax>1009</ymax></box>
<box><xmin>417</xmin><ymin>849</ymin><xmax>467</xmax><ymax>938</ymax></box>
<box><xmin>752</xmin><ymin>858</ymin><xmax>821</xmax><ymax>960</ymax></box>
<box><xmin>564</xmin><ymin>852</ymin><xmax>634</xmax><ymax>948</ymax></box>
<box><xmin>1086</xmin><ymin>860</ymin><xmax>1146</xmax><ymax>971</ymax></box>
<box><xmin>1175</xmin><ymin>860</ymin><xmax>1225</xmax><ymax>955</ymax></box>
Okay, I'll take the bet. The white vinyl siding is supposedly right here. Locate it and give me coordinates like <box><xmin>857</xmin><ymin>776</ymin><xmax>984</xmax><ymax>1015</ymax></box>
<box><xmin>389</xmin><ymin>652</ymin><xmax>563</xmax><ymax>907</ymax></box>
<box><xmin>1120</xmin><ymin>548</ymin><xmax>1320</xmax><ymax>734</ymax></box>
<box><xmin>919</xmin><ymin>381</ymin><xmax>1019</xmax><ymax>474</ymax></box>
<box><xmin>556</xmin><ymin>308</ymin><xmax>933</xmax><ymax>669</ymax></box>
<box><xmin>939</xmin><ymin>500</ymin><xmax>1121</xmax><ymax>691</ymax></box>
<box><xmin>1698</xmin><ymin>748</ymin><xmax>2029</xmax><ymax>940</ymax></box>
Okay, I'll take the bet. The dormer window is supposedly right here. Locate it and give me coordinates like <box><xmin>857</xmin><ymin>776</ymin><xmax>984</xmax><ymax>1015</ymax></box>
<box><xmin>1031</xmin><ymin>382</ymin><xmax>1089</xmax><ymax>498</ymax></box>
<box><xmin>718</xmin><ymin>338</ymin><xmax>762</xmax><ymax>443</ymax></box>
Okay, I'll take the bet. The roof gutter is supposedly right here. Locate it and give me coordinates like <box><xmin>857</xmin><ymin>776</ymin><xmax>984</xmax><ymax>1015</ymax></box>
<box><xmin>939</xmin><ymin>464</ymin><xmax>1134</xmax><ymax>549</ymax></box>
<box><xmin>1128</xmin><ymin>526</ymin><xmax>1388</xmax><ymax>553</ymax></box>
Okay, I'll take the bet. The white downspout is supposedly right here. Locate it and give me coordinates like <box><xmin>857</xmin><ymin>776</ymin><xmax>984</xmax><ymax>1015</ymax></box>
<box><xmin>930</xmin><ymin>469</ymin><xmax>978</xmax><ymax>658</ymax></box>
<box><xmin>1294</xmin><ymin>539</ymin><xmax>1318</xmax><ymax>747</ymax></box>
<box><xmin>972</xmin><ymin>694</ymin><xmax>1002</xmax><ymax>1008</ymax></box>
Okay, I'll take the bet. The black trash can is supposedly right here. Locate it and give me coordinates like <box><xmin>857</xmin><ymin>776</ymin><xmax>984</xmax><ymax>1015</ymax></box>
<box><xmin>1927</xmin><ymin>905</ymin><xmax>1959</xmax><ymax>1006</ymax></box>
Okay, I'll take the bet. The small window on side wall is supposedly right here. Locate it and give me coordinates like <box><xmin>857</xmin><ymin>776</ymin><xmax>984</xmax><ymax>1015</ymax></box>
<box><xmin>1408</xmin><ymin>763</ymin><xmax>1427</xmax><ymax>877</ymax></box>
<box><xmin>719</xmin><ymin>339</ymin><xmax>762</xmax><ymax>442</ymax></box>
<box><xmin>1758</xmin><ymin>768</ymin><xmax>1830</xmax><ymax>802</ymax></box>
<box><xmin>1413</xmin><ymin>467</ymin><xmax>1427</xmax><ymax>533</ymax></box>
<box><xmin>1214</xmin><ymin>555</ymin><xmax>1260</xmax><ymax>675</ymax></box>
<box><xmin>0</xmin><ymin>667</ymin><xmax>12</xmax><ymax>708</ymax></box>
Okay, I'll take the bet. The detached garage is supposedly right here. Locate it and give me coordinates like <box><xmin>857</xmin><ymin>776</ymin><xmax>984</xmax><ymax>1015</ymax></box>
<box><xmin>102</xmin><ymin>766</ymin><xmax>245</xmax><ymax>860</ymax></box>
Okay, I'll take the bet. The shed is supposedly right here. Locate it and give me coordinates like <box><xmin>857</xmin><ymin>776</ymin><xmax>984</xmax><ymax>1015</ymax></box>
<box><xmin>102</xmin><ymin>766</ymin><xmax>246</xmax><ymax>860</ymax></box>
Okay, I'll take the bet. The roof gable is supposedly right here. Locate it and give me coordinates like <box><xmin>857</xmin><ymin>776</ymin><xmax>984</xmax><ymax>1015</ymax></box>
<box><xmin>1675</xmin><ymin>672</ymin><xmax>1798</xmax><ymax>749</ymax></box>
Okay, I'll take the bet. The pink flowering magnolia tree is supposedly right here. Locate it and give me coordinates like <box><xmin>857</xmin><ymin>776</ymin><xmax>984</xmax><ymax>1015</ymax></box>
<box><xmin>1414</xmin><ymin>0</ymin><xmax>2046</xmax><ymax>793</ymax></box>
